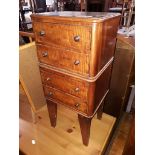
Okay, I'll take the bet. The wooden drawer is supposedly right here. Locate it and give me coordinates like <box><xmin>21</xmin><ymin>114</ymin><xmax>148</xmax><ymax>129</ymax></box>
<box><xmin>37</xmin><ymin>44</ymin><xmax>89</xmax><ymax>75</ymax></box>
<box><xmin>33</xmin><ymin>22</ymin><xmax>91</xmax><ymax>53</ymax></box>
<box><xmin>40</xmin><ymin>68</ymin><xmax>88</xmax><ymax>101</ymax></box>
<box><xmin>43</xmin><ymin>85</ymin><xmax>88</xmax><ymax>114</ymax></box>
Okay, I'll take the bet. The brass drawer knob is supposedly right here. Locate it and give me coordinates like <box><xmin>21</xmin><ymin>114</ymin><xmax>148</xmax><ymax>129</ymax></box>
<box><xmin>75</xmin><ymin>87</ymin><xmax>80</xmax><ymax>92</ymax></box>
<box><xmin>47</xmin><ymin>92</ymin><xmax>53</xmax><ymax>97</ymax></box>
<box><xmin>46</xmin><ymin>77</ymin><xmax>51</xmax><ymax>81</ymax></box>
<box><xmin>39</xmin><ymin>30</ymin><xmax>45</xmax><ymax>36</ymax></box>
<box><xmin>42</xmin><ymin>51</ymin><xmax>48</xmax><ymax>57</ymax></box>
<box><xmin>74</xmin><ymin>35</ymin><xmax>80</xmax><ymax>42</ymax></box>
<box><xmin>74</xmin><ymin>60</ymin><xmax>80</xmax><ymax>65</ymax></box>
<box><xmin>74</xmin><ymin>103</ymin><xmax>80</xmax><ymax>108</ymax></box>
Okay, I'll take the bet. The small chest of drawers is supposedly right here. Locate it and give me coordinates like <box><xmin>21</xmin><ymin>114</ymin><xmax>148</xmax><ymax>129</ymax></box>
<box><xmin>31</xmin><ymin>11</ymin><xmax>120</xmax><ymax>146</ymax></box>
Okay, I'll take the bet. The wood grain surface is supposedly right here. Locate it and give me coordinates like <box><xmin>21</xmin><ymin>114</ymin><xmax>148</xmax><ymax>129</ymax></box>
<box><xmin>40</xmin><ymin>67</ymin><xmax>88</xmax><ymax>101</ymax></box>
<box><xmin>104</xmin><ymin>35</ymin><xmax>135</xmax><ymax>118</ymax></box>
<box><xmin>19</xmin><ymin>105</ymin><xmax>116</xmax><ymax>155</ymax></box>
<box><xmin>19</xmin><ymin>42</ymin><xmax>46</xmax><ymax>112</ymax></box>
<box><xmin>36</xmin><ymin>44</ymin><xmax>89</xmax><ymax>76</ymax></box>
<box><xmin>31</xmin><ymin>12</ymin><xmax>120</xmax><ymax>145</ymax></box>
<box><xmin>44</xmin><ymin>86</ymin><xmax>88</xmax><ymax>114</ymax></box>
<box><xmin>33</xmin><ymin>22</ymin><xmax>91</xmax><ymax>52</ymax></box>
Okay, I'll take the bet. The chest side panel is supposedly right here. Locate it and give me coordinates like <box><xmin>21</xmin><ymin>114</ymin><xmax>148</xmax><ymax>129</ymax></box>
<box><xmin>89</xmin><ymin>17</ymin><xmax>120</xmax><ymax>77</ymax></box>
<box><xmin>87</xmin><ymin>63</ymin><xmax>113</xmax><ymax>116</ymax></box>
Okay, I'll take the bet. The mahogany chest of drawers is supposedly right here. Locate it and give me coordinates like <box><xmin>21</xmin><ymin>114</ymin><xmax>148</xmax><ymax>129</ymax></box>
<box><xmin>31</xmin><ymin>11</ymin><xmax>120</xmax><ymax>146</ymax></box>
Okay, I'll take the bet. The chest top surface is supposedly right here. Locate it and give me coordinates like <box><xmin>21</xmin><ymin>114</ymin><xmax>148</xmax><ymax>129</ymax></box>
<box><xmin>31</xmin><ymin>11</ymin><xmax>120</xmax><ymax>23</ymax></box>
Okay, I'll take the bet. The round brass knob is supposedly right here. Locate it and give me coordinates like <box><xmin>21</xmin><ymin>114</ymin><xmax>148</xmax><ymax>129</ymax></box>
<box><xmin>39</xmin><ymin>30</ymin><xmax>45</xmax><ymax>36</ymax></box>
<box><xmin>75</xmin><ymin>87</ymin><xmax>80</xmax><ymax>92</ymax></box>
<box><xmin>74</xmin><ymin>35</ymin><xmax>80</xmax><ymax>42</ymax></box>
<box><xmin>42</xmin><ymin>51</ymin><xmax>48</xmax><ymax>57</ymax></box>
<box><xmin>48</xmin><ymin>92</ymin><xmax>53</xmax><ymax>97</ymax></box>
<box><xmin>74</xmin><ymin>103</ymin><xmax>80</xmax><ymax>108</ymax></box>
<box><xmin>46</xmin><ymin>77</ymin><xmax>51</xmax><ymax>81</ymax></box>
<box><xmin>74</xmin><ymin>60</ymin><xmax>80</xmax><ymax>65</ymax></box>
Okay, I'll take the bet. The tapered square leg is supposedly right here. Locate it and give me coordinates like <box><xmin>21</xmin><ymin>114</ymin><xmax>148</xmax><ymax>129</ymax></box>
<box><xmin>46</xmin><ymin>100</ymin><xmax>57</xmax><ymax>127</ymax></box>
<box><xmin>97</xmin><ymin>104</ymin><xmax>104</xmax><ymax>120</ymax></box>
<box><xmin>78</xmin><ymin>114</ymin><xmax>92</xmax><ymax>146</ymax></box>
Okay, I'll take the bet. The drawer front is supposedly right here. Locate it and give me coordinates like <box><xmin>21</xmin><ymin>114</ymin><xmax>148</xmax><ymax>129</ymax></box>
<box><xmin>33</xmin><ymin>22</ymin><xmax>91</xmax><ymax>52</ymax></box>
<box><xmin>37</xmin><ymin>44</ymin><xmax>89</xmax><ymax>75</ymax></box>
<box><xmin>40</xmin><ymin>69</ymin><xmax>88</xmax><ymax>101</ymax></box>
<box><xmin>43</xmin><ymin>85</ymin><xmax>88</xmax><ymax>114</ymax></box>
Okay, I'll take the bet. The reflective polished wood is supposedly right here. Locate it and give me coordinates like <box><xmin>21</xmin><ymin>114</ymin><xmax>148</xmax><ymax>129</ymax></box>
<box><xmin>19</xmin><ymin>105</ymin><xmax>116</xmax><ymax>155</ymax></box>
<box><xmin>31</xmin><ymin>11</ymin><xmax>120</xmax><ymax>145</ymax></box>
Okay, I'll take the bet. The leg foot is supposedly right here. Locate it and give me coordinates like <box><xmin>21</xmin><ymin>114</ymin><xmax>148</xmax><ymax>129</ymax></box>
<box><xmin>78</xmin><ymin>114</ymin><xmax>92</xmax><ymax>146</ymax></box>
<box><xmin>46</xmin><ymin>100</ymin><xmax>57</xmax><ymax>127</ymax></box>
<box><xmin>97</xmin><ymin>104</ymin><xmax>103</xmax><ymax>120</ymax></box>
